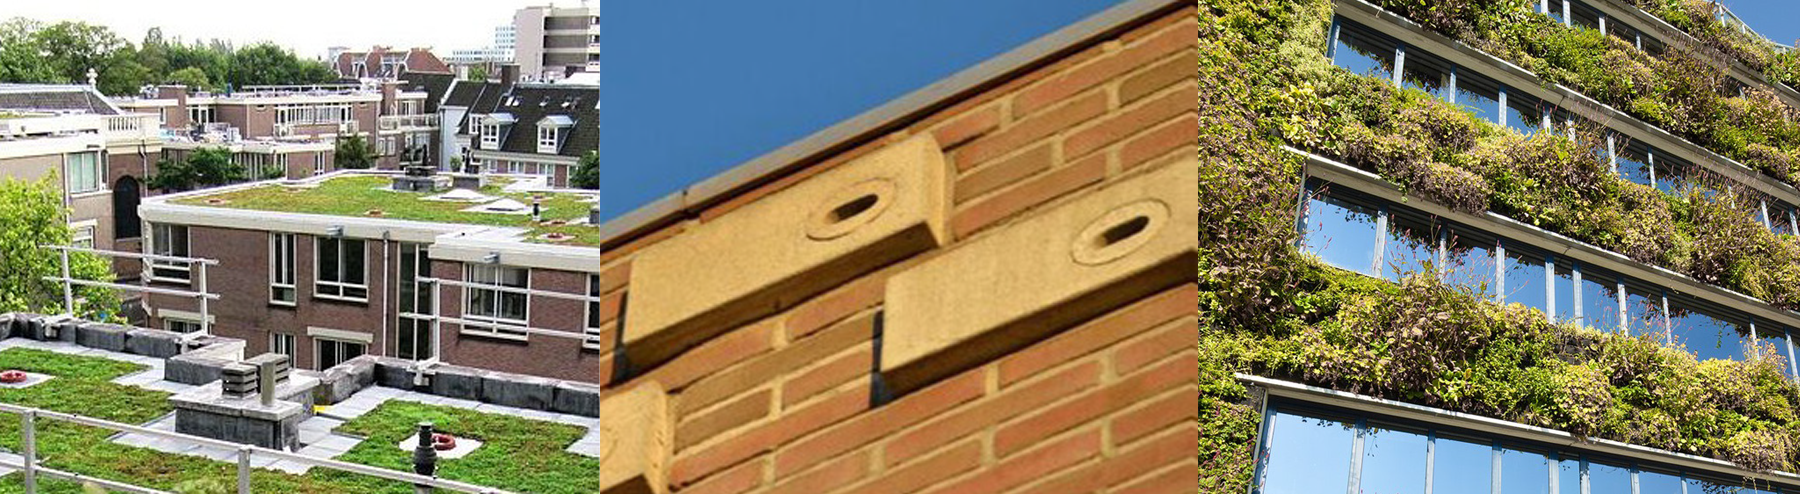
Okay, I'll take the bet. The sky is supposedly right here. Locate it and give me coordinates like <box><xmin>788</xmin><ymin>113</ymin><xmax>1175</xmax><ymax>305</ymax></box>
<box><xmin>598</xmin><ymin>0</ymin><xmax>1125</xmax><ymax>220</ymax></box>
<box><xmin>1720</xmin><ymin>0</ymin><xmax>1800</xmax><ymax>48</ymax></box>
<box><xmin>0</xmin><ymin>0</ymin><xmax>570</xmax><ymax>59</ymax></box>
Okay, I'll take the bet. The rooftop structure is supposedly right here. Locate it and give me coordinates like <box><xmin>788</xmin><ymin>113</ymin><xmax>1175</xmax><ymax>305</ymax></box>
<box><xmin>511</xmin><ymin>4</ymin><xmax>598</xmax><ymax>82</ymax></box>
<box><xmin>332</xmin><ymin>46</ymin><xmax>452</xmax><ymax>81</ymax></box>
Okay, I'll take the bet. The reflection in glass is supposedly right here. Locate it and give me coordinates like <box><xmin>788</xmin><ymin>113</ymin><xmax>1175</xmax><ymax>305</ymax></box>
<box><xmin>1616</xmin><ymin>142</ymin><xmax>1654</xmax><ymax>189</ymax></box>
<box><xmin>1457</xmin><ymin>77</ymin><xmax>1501</xmax><ymax>124</ymax></box>
<box><xmin>1627</xmin><ymin>286</ymin><xmax>1664</xmax><ymax>339</ymax></box>
<box><xmin>1773</xmin><ymin>204</ymin><xmax>1795</xmax><ymax>236</ymax></box>
<box><xmin>1334</xmin><ymin>29</ymin><xmax>1395</xmax><ymax>81</ymax></box>
<box><xmin>1556</xmin><ymin>458</ymin><xmax>1580</xmax><ymax>494</ymax></box>
<box><xmin>1754</xmin><ymin>326</ymin><xmax>1792</xmax><ymax>377</ymax></box>
<box><xmin>1582</xmin><ymin>274</ymin><xmax>1622</xmax><ymax>332</ymax></box>
<box><xmin>1587</xmin><ymin>460</ymin><xmax>1630</xmax><ymax>493</ymax></box>
<box><xmin>1499</xmin><ymin>448</ymin><xmax>1549</xmax><ymax>494</ymax></box>
<box><xmin>1384</xmin><ymin>214</ymin><xmax>1437</xmax><ymax>282</ymax></box>
<box><xmin>1505</xmin><ymin>250</ymin><xmax>1548</xmax><ymax>316</ymax></box>
<box><xmin>1432</xmin><ymin>436</ymin><xmax>1492</xmax><ymax>494</ymax></box>
<box><xmin>1445</xmin><ymin>232</ymin><xmax>1498</xmax><ymax>300</ymax></box>
<box><xmin>1303</xmin><ymin>194</ymin><xmax>1380</xmax><ymax>276</ymax></box>
<box><xmin>1507</xmin><ymin>95</ymin><xmax>1547</xmax><ymax>135</ymax></box>
<box><xmin>1670</xmin><ymin>301</ymin><xmax>1749</xmax><ymax>361</ymax></box>
<box><xmin>1638</xmin><ymin>469</ymin><xmax>1683</xmax><ymax>494</ymax></box>
<box><xmin>1360</xmin><ymin>426</ymin><xmax>1427</xmax><ymax>494</ymax></box>
<box><xmin>1258</xmin><ymin>412</ymin><xmax>1354</xmax><ymax>494</ymax></box>
<box><xmin>1401</xmin><ymin>56</ymin><xmax>1450</xmax><ymax>99</ymax></box>
<box><xmin>1554</xmin><ymin>263</ymin><xmax>1576</xmax><ymax>324</ymax></box>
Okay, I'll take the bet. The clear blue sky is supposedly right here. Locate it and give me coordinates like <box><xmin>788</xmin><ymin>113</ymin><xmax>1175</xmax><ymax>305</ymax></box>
<box><xmin>598</xmin><ymin>0</ymin><xmax>1126</xmax><ymax>221</ymax></box>
<box><xmin>1721</xmin><ymin>0</ymin><xmax>1800</xmax><ymax>48</ymax></box>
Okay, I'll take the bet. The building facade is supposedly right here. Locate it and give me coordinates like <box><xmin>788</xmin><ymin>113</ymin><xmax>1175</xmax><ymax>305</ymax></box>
<box><xmin>1211</xmin><ymin>0</ymin><xmax>1800</xmax><ymax>492</ymax></box>
<box><xmin>511</xmin><ymin>4</ymin><xmax>599</xmax><ymax>82</ymax></box>
<box><xmin>596</xmin><ymin>1</ymin><xmax>1196</xmax><ymax>492</ymax></box>
<box><xmin>332</xmin><ymin>46</ymin><xmax>452</xmax><ymax>81</ymax></box>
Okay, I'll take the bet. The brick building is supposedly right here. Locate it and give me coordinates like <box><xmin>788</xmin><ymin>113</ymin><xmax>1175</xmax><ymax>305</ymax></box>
<box><xmin>135</xmin><ymin>171</ymin><xmax>602</xmax><ymax>382</ymax></box>
<box><xmin>595</xmin><ymin>0</ymin><xmax>1196</xmax><ymax>492</ymax></box>
<box><xmin>332</xmin><ymin>46</ymin><xmax>452</xmax><ymax>81</ymax></box>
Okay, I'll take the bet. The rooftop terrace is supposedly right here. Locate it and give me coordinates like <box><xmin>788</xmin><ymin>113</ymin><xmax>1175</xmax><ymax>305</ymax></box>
<box><xmin>167</xmin><ymin>173</ymin><xmax>600</xmax><ymax>247</ymax></box>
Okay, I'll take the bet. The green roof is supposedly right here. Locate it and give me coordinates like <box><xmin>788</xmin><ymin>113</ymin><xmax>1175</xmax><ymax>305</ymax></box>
<box><xmin>172</xmin><ymin>175</ymin><xmax>600</xmax><ymax>247</ymax></box>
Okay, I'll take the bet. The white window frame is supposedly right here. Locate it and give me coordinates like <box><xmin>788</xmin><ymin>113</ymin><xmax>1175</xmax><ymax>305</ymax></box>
<box><xmin>313</xmin><ymin>337</ymin><xmax>367</xmax><ymax>371</ymax></box>
<box><xmin>64</xmin><ymin>151</ymin><xmax>103</xmax><ymax>194</ymax></box>
<box><xmin>584</xmin><ymin>274</ymin><xmax>602</xmax><ymax>350</ymax></box>
<box><xmin>270</xmin><ymin>233</ymin><xmax>297</xmax><ymax>306</ymax></box>
<box><xmin>314</xmin><ymin>236</ymin><xmax>369</xmax><ymax>302</ymax></box>
<box><xmin>480</xmin><ymin>122</ymin><xmax>500</xmax><ymax>150</ymax></box>
<box><xmin>164</xmin><ymin>318</ymin><xmax>202</xmax><ymax>334</ymax></box>
<box><xmin>462</xmin><ymin>264</ymin><xmax>530</xmax><ymax>340</ymax></box>
<box><xmin>270</xmin><ymin>333</ymin><xmax>296</xmax><ymax>359</ymax></box>
<box><xmin>69</xmin><ymin>220</ymin><xmax>97</xmax><ymax>249</ymax></box>
<box><xmin>537</xmin><ymin>125</ymin><xmax>559</xmax><ymax>154</ymax></box>
<box><xmin>148</xmin><ymin>223</ymin><xmax>191</xmax><ymax>283</ymax></box>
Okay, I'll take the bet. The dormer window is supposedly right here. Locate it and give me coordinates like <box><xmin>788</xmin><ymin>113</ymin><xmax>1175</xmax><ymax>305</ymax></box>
<box><xmin>536</xmin><ymin>115</ymin><xmax>574</xmax><ymax>154</ymax></box>
<box><xmin>476</xmin><ymin>113</ymin><xmax>515</xmax><ymax>150</ymax></box>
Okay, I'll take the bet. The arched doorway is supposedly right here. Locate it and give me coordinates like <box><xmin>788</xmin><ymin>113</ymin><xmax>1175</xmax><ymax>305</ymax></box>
<box><xmin>113</xmin><ymin>176</ymin><xmax>141</xmax><ymax>240</ymax></box>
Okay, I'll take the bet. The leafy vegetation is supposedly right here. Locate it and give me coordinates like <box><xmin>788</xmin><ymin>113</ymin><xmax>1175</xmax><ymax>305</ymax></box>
<box><xmin>146</xmin><ymin>148</ymin><xmax>246</xmax><ymax>193</ymax></box>
<box><xmin>570</xmin><ymin>151</ymin><xmax>597</xmax><ymax>190</ymax></box>
<box><xmin>321</xmin><ymin>401</ymin><xmax>597</xmax><ymax>493</ymax></box>
<box><xmin>334</xmin><ymin>134</ymin><xmax>376</xmax><ymax>171</ymax></box>
<box><xmin>0</xmin><ymin>178</ymin><xmax>117</xmax><ymax>320</ymax></box>
<box><xmin>0</xmin><ymin>20</ymin><xmax>335</xmax><ymax>95</ymax></box>
<box><xmin>1201</xmin><ymin>0</ymin><xmax>1800</xmax><ymax>489</ymax></box>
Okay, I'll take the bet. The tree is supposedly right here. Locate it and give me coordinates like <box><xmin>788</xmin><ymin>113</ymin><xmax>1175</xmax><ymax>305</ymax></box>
<box><xmin>227</xmin><ymin>43</ymin><xmax>336</xmax><ymax>89</ymax></box>
<box><xmin>570</xmin><ymin>151</ymin><xmax>597</xmax><ymax>189</ymax></box>
<box><xmin>0</xmin><ymin>176</ymin><xmax>117</xmax><ymax>319</ymax></box>
<box><xmin>164</xmin><ymin>66</ymin><xmax>209</xmax><ymax>89</ymax></box>
<box><xmin>33</xmin><ymin>21</ymin><xmax>128</xmax><ymax>85</ymax></box>
<box><xmin>0</xmin><ymin>18</ymin><xmax>55</xmax><ymax>83</ymax></box>
<box><xmin>466</xmin><ymin>64</ymin><xmax>489</xmax><ymax>82</ymax></box>
<box><xmin>334</xmin><ymin>134</ymin><xmax>376</xmax><ymax>170</ymax></box>
<box><xmin>146</xmin><ymin>147</ymin><xmax>244</xmax><ymax>192</ymax></box>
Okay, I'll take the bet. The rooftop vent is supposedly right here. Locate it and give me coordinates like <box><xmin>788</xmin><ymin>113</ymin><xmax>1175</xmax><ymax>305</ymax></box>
<box><xmin>393</xmin><ymin>165</ymin><xmax>451</xmax><ymax>192</ymax></box>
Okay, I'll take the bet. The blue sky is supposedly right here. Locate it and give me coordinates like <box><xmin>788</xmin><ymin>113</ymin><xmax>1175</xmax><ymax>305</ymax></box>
<box><xmin>598</xmin><ymin>0</ymin><xmax>1125</xmax><ymax>221</ymax></box>
<box><xmin>1719</xmin><ymin>1</ymin><xmax>1800</xmax><ymax>48</ymax></box>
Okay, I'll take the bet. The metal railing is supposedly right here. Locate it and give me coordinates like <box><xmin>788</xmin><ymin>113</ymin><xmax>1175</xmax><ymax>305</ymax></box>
<box><xmin>0</xmin><ymin>402</ymin><xmax>511</xmax><ymax>493</ymax></box>
<box><xmin>397</xmin><ymin>277</ymin><xmax>604</xmax><ymax>368</ymax></box>
<box><xmin>40</xmin><ymin>245</ymin><xmax>218</xmax><ymax>338</ymax></box>
<box><xmin>378</xmin><ymin>114</ymin><xmax>439</xmax><ymax>132</ymax></box>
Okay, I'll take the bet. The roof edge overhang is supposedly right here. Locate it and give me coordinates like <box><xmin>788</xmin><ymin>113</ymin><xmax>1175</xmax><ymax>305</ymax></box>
<box><xmin>594</xmin><ymin>0</ymin><xmax>1190</xmax><ymax>249</ymax></box>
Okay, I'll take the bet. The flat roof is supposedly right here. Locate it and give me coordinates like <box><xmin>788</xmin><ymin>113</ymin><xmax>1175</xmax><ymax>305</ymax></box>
<box><xmin>594</xmin><ymin>0</ymin><xmax>1188</xmax><ymax>249</ymax></box>
<box><xmin>167</xmin><ymin>173</ymin><xmax>600</xmax><ymax>247</ymax></box>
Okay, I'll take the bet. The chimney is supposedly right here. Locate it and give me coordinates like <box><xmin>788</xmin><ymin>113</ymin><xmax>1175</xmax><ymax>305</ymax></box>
<box><xmin>499</xmin><ymin>64</ymin><xmax>519</xmax><ymax>85</ymax></box>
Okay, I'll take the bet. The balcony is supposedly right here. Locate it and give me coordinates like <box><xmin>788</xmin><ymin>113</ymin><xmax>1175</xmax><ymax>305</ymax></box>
<box><xmin>104</xmin><ymin>113</ymin><xmax>160</xmax><ymax>142</ymax></box>
<box><xmin>378</xmin><ymin>113</ymin><xmax>439</xmax><ymax>132</ymax></box>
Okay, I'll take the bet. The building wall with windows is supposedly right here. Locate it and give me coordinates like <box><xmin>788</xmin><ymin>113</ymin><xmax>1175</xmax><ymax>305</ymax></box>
<box><xmin>1225</xmin><ymin>0</ymin><xmax>1800</xmax><ymax>492</ymax></box>
<box><xmin>594</xmin><ymin>2</ymin><xmax>1195</xmax><ymax>492</ymax></box>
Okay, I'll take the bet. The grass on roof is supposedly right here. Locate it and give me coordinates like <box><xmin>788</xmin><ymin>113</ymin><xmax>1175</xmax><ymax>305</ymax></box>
<box><xmin>172</xmin><ymin>175</ymin><xmax>599</xmax><ymax>247</ymax></box>
<box><xmin>0</xmin><ymin>348</ymin><xmax>593</xmax><ymax>493</ymax></box>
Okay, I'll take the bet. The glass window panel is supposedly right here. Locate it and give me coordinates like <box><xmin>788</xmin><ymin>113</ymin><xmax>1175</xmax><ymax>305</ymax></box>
<box><xmin>1655</xmin><ymin>158</ymin><xmax>1688</xmax><ymax>196</ymax></box>
<box><xmin>318</xmin><ymin>238</ymin><xmax>339</xmax><ymax>283</ymax></box>
<box><xmin>1616</xmin><ymin>142</ymin><xmax>1654</xmax><ymax>188</ymax></box>
<box><xmin>1333</xmin><ymin>27</ymin><xmax>1396</xmax><ymax>81</ymax></box>
<box><xmin>1586</xmin><ymin>460</ymin><xmax>1630</xmax><ymax>494</ymax></box>
<box><xmin>1505</xmin><ymin>249</ymin><xmax>1548</xmax><ymax>316</ymax></box>
<box><xmin>1555</xmin><ymin>457</ymin><xmax>1579</xmax><ymax>494</ymax></box>
<box><xmin>1755</xmin><ymin>326</ymin><xmax>1791</xmax><ymax>373</ymax></box>
<box><xmin>1637</xmin><ymin>469</ymin><xmax>1683</xmax><ymax>494</ymax></box>
<box><xmin>1401</xmin><ymin>55</ymin><xmax>1450</xmax><ymax>98</ymax></box>
<box><xmin>1507</xmin><ymin>93</ymin><xmax>1547</xmax><ymax>135</ymax></box>
<box><xmin>1581</xmin><ymin>273</ymin><xmax>1621</xmax><ymax>332</ymax></box>
<box><xmin>1773</xmin><ymin>204</ymin><xmax>1795</xmax><ymax>236</ymax></box>
<box><xmin>1554</xmin><ymin>262</ymin><xmax>1576</xmax><ymax>324</ymax></box>
<box><xmin>1456</xmin><ymin>76</ymin><xmax>1502</xmax><ymax>125</ymax></box>
<box><xmin>1670</xmin><ymin>299</ymin><xmax>1749</xmax><ymax>361</ymax></box>
<box><xmin>1626</xmin><ymin>286</ymin><xmax>1664</xmax><ymax>338</ymax></box>
<box><xmin>343</xmin><ymin>239</ymin><xmax>365</xmax><ymax>284</ymax></box>
<box><xmin>1359</xmin><ymin>426</ymin><xmax>1427</xmax><ymax>494</ymax></box>
<box><xmin>1258</xmin><ymin>411</ymin><xmax>1354</xmax><ymax>494</ymax></box>
<box><xmin>1432</xmin><ymin>436</ymin><xmax>1492</xmax><ymax>494</ymax></box>
<box><xmin>1384</xmin><ymin>212</ymin><xmax>1438</xmax><ymax>282</ymax></box>
<box><xmin>1499</xmin><ymin>448</ymin><xmax>1549</xmax><ymax>494</ymax></box>
<box><xmin>1303</xmin><ymin>192</ymin><xmax>1380</xmax><ymax>276</ymax></box>
<box><xmin>1445</xmin><ymin>231</ymin><xmax>1498</xmax><ymax>300</ymax></box>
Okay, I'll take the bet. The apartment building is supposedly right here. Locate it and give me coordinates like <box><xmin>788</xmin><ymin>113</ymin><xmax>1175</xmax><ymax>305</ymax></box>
<box><xmin>511</xmin><ymin>4</ymin><xmax>599</xmax><ymax>81</ymax></box>
<box><xmin>1227</xmin><ymin>0</ymin><xmax>1800</xmax><ymax>493</ymax></box>
<box><xmin>596</xmin><ymin>0</ymin><xmax>1195</xmax><ymax>492</ymax></box>
<box><xmin>459</xmin><ymin>81</ymin><xmax>596</xmax><ymax>188</ymax></box>
<box><xmin>332</xmin><ymin>46</ymin><xmax>451</xmax><ymax>81</ymax></box>
<box><xmin>0</xmin><ymin>84</ymin><xmax>162</xmax><ymax>281</ymax></box>
<box><xmin>445</xmin><ymin>25</ymin><xmax>518</xmax><ymax>70</ymax></box>
<box><xmin>136</xmin><ymin>170</ymin><xmax>601</xmax><ymax>382</ymax></box>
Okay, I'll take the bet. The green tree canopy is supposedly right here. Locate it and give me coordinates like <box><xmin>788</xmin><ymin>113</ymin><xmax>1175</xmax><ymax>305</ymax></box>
<box><xmin>163</xmin><ymin>67</ymin><xmax>210</xmax><ymax>89</ymax></box>
<box><xmin>0</xmin><ymin>177</ymin><xmax>117</xmax><ymax>319</ymax></box>
<box><xmin>334</xmin><ymin>134</ymin><xmax>376</xmax><ymax>170</ymax></box>
<box><xmin>570</xmin><ymin>151</ymin><xmax>597</xmax><ymax>189</ymax></box>
<box><xmin>466</xmin><ymin>64</ymin><xmax>489</xmax><ymax>82</ymax></box>
<box><xmin>0</xmin><ymin>17</ymin><xmax>339</xmax><ymax>95</ymax></box>
<box><xmin>146</xmin><ymin>147</ymin><xmax>244</xmax><ymax>192</ymax></box>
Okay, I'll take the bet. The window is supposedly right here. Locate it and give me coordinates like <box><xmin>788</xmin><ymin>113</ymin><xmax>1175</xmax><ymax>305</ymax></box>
<box><xmin>1503</xmin><ymin>247</ymin><xmax>1548</xmax><ymax>316</ymax></box>
<box><xmin>1774</xmin><ymin>203</ymin><xmax>1796</xmax><ymax>236</ymax></box>
<box><xmin>270</xmin><ymin>233</ymin><xmax>296</xmax><ymax>305</ymax></box>
<box><xmin>270</xmin><ymin>333</ymin><xmax>295</xmax><ymax>359</ymax></box>
<box><xmin>537</xmin><ymin>125</ymin><xmax>559</xmax><ymax>153</ymax></box>
<box><xmin>316</xmin><ymin>338</ymin><xmax>366</xmax><ymax>370</ymax></box>
<box><xmin>1615</xmin><ymin>139</ymin><xmax>1654</xmax><ymax>188</ymax></box>
<box><xmin>1256</xmin><ymin>410</ymin><xmax>1355</xmax><ymax>493</ymax></box>
<box><xmin>315</xmin><ymin>237</ymin><xmax>368</xmax><ymax>301</ymax></box>
<box><xmin>1505</xmin><ymin>92</ymin><xmax>1549</xmax><ymax>135</ymax></box>
<box><xmin>69</xmin><ymin>223</ymin><xmax>95</xmax><ymax>249</ymax></box>
<box><xmin>188</xmin><ymin>107</ymin><xmax>213</xmax><ymax>125</ymax></box>
<box><xmin>1653</xmin><ymin>154</ymin><xmax>1692</xmax><ymax>195</ymax></box>
<box><xmin>396</xmin><ymin>244</ymin><xmax>434</xmax><ymax>361</ymax></box>
<box><xmin>1580</xmin><ymin>267</ymin><xmax>1624</xmax><ymax>332</ymax></box>
<box><xmin>1431</xmin><ymin>435</ymin><xmax>1492</xmax><ymax>493</ymax></box>
<box><xmin>463</xmin><ymin>264</ymin><xmax>529</xmax><ymax>339</ymax></box>
<box><xmin>1300</xmin><ymin>185</ymin><xmax>1380</xmax><ymax>276</ymax></box>
<box><xmin>1668</xmin><ymin>296</ymin><xmax>1751</xmax><ymax>362</ymax></box>
<box><xmin>165</xmin><ymin>318</ymin><xmax>201</xmax><ymax>334</ymax></box>
<box><xmin>1443</xmin><ymin>228</ymin><xmax>1498</xmax><ymax>300</ymax></box>
<box><xmin>1331</xmin><ymin>22</ymin><xmax>1396</xmax><ymax>82</ymax></box>
<box><xmin>480</xmin><ymin>122</ymin><xmax>501</xmax><ymax>149</ymax></box>
<box><xmin>149</xmin><ymin>223</ymin><xmax>190</xmax><ymax>282</ymax></box>
<box><xmin>1358</xmin><ymin>425</ymin><xmax>1427</xmax><ymax>494</ymax></box>
<box><xmin>1399</xmin><ymin>51</ymin><xmax>1451</xmax><ymax>99</ymax></box>
<box><xmin>1498</xmin><ymin>448</ymin><xmax>1550</xmax><ymax>494</ymax></box>
<box><xmin>584</xmin><ymin>274</ymin><xmax>602</xmax><ymax>350</ymax></box>
<box><xmin>1453</xmin><ymin>72</ymin><xmax>1501</xmax><ymax>124</ymax></box>
<box><xmin>65</xmin><ymin>152</ymin><xmax>102</xmax><ymax>194</ymax></box>
<box><xmin>1382</xmin><ymin>209</ymin><xmax>1439</xmax><ymax>281</ymax></box>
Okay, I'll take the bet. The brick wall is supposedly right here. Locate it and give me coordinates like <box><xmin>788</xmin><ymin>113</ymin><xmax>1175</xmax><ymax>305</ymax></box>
<box><xmin>598</xmin><ymin>5</ymin><xmax>1195</xmax><ymax>493</ymax></box>
<box><xmin>431</xmin><ymin>259</ymin><xmax>604</xmax><ymax>383</ymax></box>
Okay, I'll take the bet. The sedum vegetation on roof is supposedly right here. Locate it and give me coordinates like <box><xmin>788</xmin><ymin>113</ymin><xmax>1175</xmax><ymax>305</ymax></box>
<box><xmin>1204</xmin><ymin>0</ymin><xmax>1800</xmax><ymax>491</ymax></box>
<box><xmin>171</xmin><ymin>175</ymin><xmax>600</xmax><ymax>247</ymax></box>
